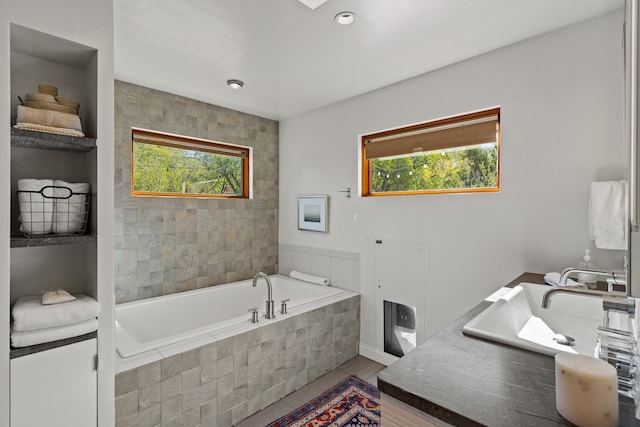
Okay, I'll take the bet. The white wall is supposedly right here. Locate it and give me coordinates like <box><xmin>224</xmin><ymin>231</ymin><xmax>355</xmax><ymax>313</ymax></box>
<box><xmin>279</xmin><ymin>11</ymin><xmax>625</xmax><ymax>359</ymax></box>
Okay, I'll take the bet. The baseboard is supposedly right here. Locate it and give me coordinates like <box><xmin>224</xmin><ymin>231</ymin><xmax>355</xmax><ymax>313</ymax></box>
<box><xmin>359</xmin><ymin>344</ymin><xmax>398</xmax><ymax>366</ymax></box>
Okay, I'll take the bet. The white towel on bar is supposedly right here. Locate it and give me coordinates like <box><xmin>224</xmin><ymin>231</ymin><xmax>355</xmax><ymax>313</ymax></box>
<box><xmin>290</xmin><ymin>270</ymin><xmax>330</xmax><ymax>286</ymax></box>
<box><xmin>11</xmin><ymin>318</ymin><xmax>97</xmax><ymax>348</ymax></box>
<box><xmin>17</xmin><ymin>179</ymin><xmax>54</xmax><ymax>236</ymax></box>
<box><xmin>52</xmin><ymin>180</ymin><xmax>90</xmax><ymax>234</ymax></box>
<box><xmin>12</xmin><ymin>294</ymin><xmax>100</xmax><ymax>332</ymax></box>
<box><xmin>589</xmin><ymin>180</ymin><xmax>627</xmax><ymax>250</ymax></box>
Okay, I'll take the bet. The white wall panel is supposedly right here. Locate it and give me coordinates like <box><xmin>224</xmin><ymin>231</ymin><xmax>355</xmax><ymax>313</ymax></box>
<box><xmin>279</xmin><ymin>11</ymin><xmax>625</xmax><ymax>358</ymax></box>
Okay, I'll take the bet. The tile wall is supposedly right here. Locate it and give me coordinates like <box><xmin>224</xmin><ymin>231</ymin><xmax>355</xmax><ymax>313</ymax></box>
<box><xmin>278</xmin><ymin>244</ymin><xmax>360</xmax><ymax>292</ymax></box>
<box><xmin>114</xmin><ymin>81</ymin><xmax>279</xmax><ymax>303</ymax></box>
<box><xmin>115</xmin><ymin>295</ymin><xmax>360</xmax><ymax>427</ymax></box>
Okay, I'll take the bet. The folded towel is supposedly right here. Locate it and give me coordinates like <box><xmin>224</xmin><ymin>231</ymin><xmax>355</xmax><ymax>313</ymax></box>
<box><xmin>290</xmin><ymin>270</ymin><xmax>330</xmax><ymax>286</ymax></box>
<box><xmin>52</xmin><ymin>180</ymin><xmax>89</xmax><ymax>235</ymax></box>
<box><xmin>16</xmin><ymin>105</ymin><xmax>83</xmax><ymax>133</ymax></box>
<box><xmin>589</xmin><ymin>181</ymin><xmax>627</xmax><ymax>250</ymax></box>
<box><xmin>41</xmin><ymin>288</ymin><xmax>76</xmax><ymax>305</ymax></box>
<box><xmin>14</xmin><ymin>123</ymin><xmax>85</xmax><ymax>137</ymax></box>
<box><xmin>11</xmin><ymin>318</ymin><xmax>97</xmax><ymax>348</ymax></box>
<box><xmin>12</xmin><ymin>294</ymin><xmax>100</xmax><ymax>332</ymax></box>
<box><xmin>17</xmin><ymin>179</ymin><xmax>55</xmax><ymax>236</ymax></box>
<box><xmin>544</xmin><ymin>272</ymin><xmax>587</xmax><ymax>289</ymax></box>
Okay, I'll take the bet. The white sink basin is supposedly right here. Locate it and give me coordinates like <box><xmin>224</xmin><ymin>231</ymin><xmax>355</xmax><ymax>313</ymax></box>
<box><xmin>463</xmin><ymin>282</ymin><xmax>605</xmax><ymax>356</ymax></box>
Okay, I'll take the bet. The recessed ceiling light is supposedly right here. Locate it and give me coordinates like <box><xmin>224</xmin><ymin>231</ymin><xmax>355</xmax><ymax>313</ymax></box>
<box><xmin>226</xmin><ymin>79</ymin><xmax>244</xmax><ymax>89</ymax></box>
<box><xmin>334</xmin><ymin>11</ymin><xmax>356</xmax><ymax>25</ymax></box>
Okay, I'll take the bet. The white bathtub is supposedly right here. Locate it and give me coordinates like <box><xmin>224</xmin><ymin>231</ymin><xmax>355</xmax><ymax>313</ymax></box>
<box><xmin>116</xmin><ymin>275</ymin><xmax>349</xmax><ymax>358</ymax></box>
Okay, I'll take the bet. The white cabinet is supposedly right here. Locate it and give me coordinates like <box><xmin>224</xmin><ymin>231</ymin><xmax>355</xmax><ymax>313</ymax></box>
<box><xmin>10</xmin><ymin>339</ymin><xmax>97</xmax><ymax>427</ymax></box>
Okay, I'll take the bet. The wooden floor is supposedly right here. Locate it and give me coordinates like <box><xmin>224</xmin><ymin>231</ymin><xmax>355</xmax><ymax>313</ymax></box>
<box><xmin>235</xmin><ymin>355</ymin><xmax>384</xmax><ymax>426</ymax></box>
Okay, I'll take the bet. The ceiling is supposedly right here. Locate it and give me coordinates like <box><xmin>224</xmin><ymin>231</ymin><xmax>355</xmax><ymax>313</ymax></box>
<box><xmin>114</xmin><ymin>0</ymin><xmax>623</xmax><ymax>121</ymax></box>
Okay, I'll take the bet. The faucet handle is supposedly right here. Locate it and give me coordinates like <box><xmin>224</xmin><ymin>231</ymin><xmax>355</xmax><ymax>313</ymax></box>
<box><xmin>281</xmin><ymin>299</ymin><xmax>290</xmax><ymax>314</ymax></box>
<box><xmin>247</xmin><ymin>307</ymin><xmax>259</xmax><ymax>323</ymax></box>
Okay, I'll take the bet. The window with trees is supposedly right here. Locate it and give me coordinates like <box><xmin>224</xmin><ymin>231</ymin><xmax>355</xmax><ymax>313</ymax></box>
<box><xmin>131</xmin><ymin>128</ymin><xmax>251</xmax><ymax>198</ymax></box>
<box><xmin>361</xmin><ymin>108</ymin><xmax>500</xmax><ymax>196</ymax></box>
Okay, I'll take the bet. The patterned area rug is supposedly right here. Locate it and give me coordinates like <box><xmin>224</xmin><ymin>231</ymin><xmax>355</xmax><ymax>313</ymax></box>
<box><xmin>267</xmin><ymin>376</ymin><xmax>380</xmax><ymax>427</ymax></box>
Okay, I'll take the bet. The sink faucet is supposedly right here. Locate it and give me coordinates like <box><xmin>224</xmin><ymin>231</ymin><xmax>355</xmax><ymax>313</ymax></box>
<box><xmin>542</xmin><ymin>267</ymin><xmax>634</xmax><ymax>316</ymax></box>
<box><xmin>252</xmin><ymin>272</ymin><xmax>275</xmax><ymax>319</ymax></box>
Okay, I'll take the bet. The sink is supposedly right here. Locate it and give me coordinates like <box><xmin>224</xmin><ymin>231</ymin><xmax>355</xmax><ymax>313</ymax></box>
<box><xmin>463</xmin><ymin>282</ymin><xmax>605</xmax><ymax>356</ymax></box>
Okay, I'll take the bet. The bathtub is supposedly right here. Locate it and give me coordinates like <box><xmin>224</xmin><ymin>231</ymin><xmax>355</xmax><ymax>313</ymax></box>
<box><xmin>115</xmin><ymin>274</ymin><xmax>350</xmax><ymax>358</ymax></box>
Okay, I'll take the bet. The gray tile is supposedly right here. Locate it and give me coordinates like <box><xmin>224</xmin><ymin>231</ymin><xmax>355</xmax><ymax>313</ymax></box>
<box><xmin>199</xmin><ymin>375</ymin><xmax>217</xmax><ymax>403</ymax></box>
<box><xmin>218</xmin><ymin>355</ymin><xmax>234</xmax><ymax>377</ymax></box>
<box><xmin>182</xmin><ymin>387</ymin><xmax>200</xmax><ymax>412</ymax></box>
<box><xmin>116</xmin><ymin>390</ymin><xmax>139</xmax><ymax>422</ymax></box>
<box><xmin>138</xmin><ymin>403</ymin><xmax>161</xmax><ymax>427</ymax></box>
<box><xmin>231</xmin><ymin>401</ymin><xmax>248</xmax><ymax>425</ymax></box>
<box><xmin>182</xmin><ymin>406</ymin><xmax>200</xmax><ymax>427</ymax></box>
<box><xmin>161</xmin><ymin>395</ymin><xmax>182</xmax><ymax>422</ymax></box>
<box><xmin>201</xmin><ymin>361</ymin><xmax>217</xmax><ymax>383</ymax></box>
<box><xmin>201</xmin><ymin>342</ymin><xmax>217</xmax><ymax>364</ymax></box>
<box><xmin>116</xmin><ymin>369</ymin><xmax>139</xmax><ymax>398</ymax></box>
<box><xmin>200</xmin><ymin>398</ymin><xmax>217</xmax><ymax>422</ymax></box>
<box><xmin>162</xmin><ymin>355</ymin><xmax>182</xmax><ymax>380</ymax></box>
<box><xmin>182</xmin><ymin>367</ymin><xmax>201</xmax><ymax>391</ymax></box>
<box><xmin>218</xmin><ymin>391</ymin><xmax>234</xmax><ymax>414</ymax></box>
<box><xmin>161</xmin><ymin>374</ymin><xmax>182</xmax><ymax>401</ymax></box>
<box><xmin>217</xmin><ymin>409</ymin><xmax>233</xmax><ymax>427</ymax></box>
<box><xmin>116</xmin><ymin>413</ymin><xmax>139</xmax><ymax>427</ymax></box>
<box><xmin>218</xmin><ymin>373</ymin><xmax>234</xmax><ymax>396</ymax></box>
<box><xmin>161</xmin><ymin>414</ymin><xmax>181</xmax><ymax>427</ymax></box>
<box><xmin>182</xmin><ymin>349</ymin><xmax>201</xmax><ymax>372</ymax></box>
<box><xmin>139</xmin><ymin>361</ymin><xmax>162</xmax><ymax>387</ymax></box>
<box><xmin>139</xmin><ymin>382</ymin><xmax>162</xmax><ymax>409</ymax></box>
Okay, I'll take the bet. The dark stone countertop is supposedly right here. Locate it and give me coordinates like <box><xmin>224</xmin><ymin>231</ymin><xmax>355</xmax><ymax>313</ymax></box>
<box><xmin>377</xmin><ymin>272</ymin><xmax>640</xmax><ymax>426</ymax></box>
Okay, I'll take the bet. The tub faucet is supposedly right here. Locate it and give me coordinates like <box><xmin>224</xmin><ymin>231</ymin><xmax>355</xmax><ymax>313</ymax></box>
<box><xmin>541</xmin><ymin>267</ymin><xmax>634</xmax><ymax>316</ymax></box>
<box><xmin>252</xmin><ymin>272</ymin><xmax>275</xmax><ymax>319</ymax></box>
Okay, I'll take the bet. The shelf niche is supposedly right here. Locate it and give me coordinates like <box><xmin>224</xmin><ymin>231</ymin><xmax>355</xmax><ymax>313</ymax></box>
<box><xmin>10</xmin><ymin>23</ymin><xmax>98</xmax><ymax>139</ymax></box>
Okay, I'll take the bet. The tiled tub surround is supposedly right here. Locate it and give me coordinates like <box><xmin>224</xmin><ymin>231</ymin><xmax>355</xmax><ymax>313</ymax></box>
<box><xmin>115</xmin><ymin>294</ymin><xmax>360</xmax><ymax>427</ymax></box>
<box><xmin>115</xmin><ymin>81</ymin><xmax>279</xmax><ymax>303</ymax></box>
<box><xmin>279</xmin><ymin>244</ymin><xmax>360</xmax><ymax>292</ymax></box>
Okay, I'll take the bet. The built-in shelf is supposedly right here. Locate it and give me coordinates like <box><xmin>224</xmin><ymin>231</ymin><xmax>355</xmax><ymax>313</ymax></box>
<box><xmin>10</xmin><ymin>128</ymin><xmax>96</xmax><ymax>153</ymax></box>
<box><xmin>10</xmin><ymin>234</ymin><xmax>96</xmax><ymax>248</ymax></box>
<box><xmin>10</xmin><ymin>331</ymin><xmax>97</xmax><ymax>359</ymax></box>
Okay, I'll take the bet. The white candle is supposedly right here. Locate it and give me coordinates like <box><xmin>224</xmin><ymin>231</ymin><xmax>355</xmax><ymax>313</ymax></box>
<box><xmin>555</xmin><ymin>352</ymin><xmax>618</xmax><ymax>427</ymax></box>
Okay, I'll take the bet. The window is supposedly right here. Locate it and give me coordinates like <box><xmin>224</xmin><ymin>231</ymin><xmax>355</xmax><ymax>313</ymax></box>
<box><xmin>131</xmin><ymin>128</ymin><xmax>251</xmax><ymax>198</ymax></box>
<box><xmin>361</xmin><ymin>108</ymin><xmax>500</xmax><ymax>196</ymax></box>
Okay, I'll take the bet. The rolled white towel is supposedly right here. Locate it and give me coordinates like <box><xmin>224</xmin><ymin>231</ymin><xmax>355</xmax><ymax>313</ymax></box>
<box><xmin>544</xmin><ymin>272</ymin><xmax>587</xmax><ymax>289</ymax></box>
<box><xmin>290</xmin><ymin>270</ymin><xmax>330</xmax><ymax>286</ymax></box>
<box><xmin>17</xmin><ymin>179</ymin><xmax>55</xmax><ymax>236</ymax></box>
<box><xmin>11</xmin><ymin>318</ymin><xmax>97</xmax><ymax>348</ymax></box>
<box><xmin>52</xmin><ymin>180</ymin><xmax>90</xmax><ymax>234</ymax></box>
<box><xmin>12</xmin><ymin>294</ymin><xmax>100</xmax><ymax>332</ymax></box>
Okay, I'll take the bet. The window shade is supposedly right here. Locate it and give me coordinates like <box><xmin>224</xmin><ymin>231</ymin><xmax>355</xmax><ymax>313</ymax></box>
<box><xmin>364</xmin><ymin>112</ymin><xmax>499</xmax><ymax>160</ymax></box>
<box><xmin>132</xmin><ymin>128</ymin><xmax>249</xmax><ymax>158</ymax></box>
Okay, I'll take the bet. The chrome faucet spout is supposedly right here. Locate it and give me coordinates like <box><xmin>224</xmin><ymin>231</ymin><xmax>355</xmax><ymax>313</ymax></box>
<box><xmin>557</xmin><ymin>267</ymin><xmax>611</xmax><ymax>287</ymax></box>
<box><xmin>542</xmin><ymin>267</ymin><xmax>632</xmax><ymax>315</ymax></box>
<box><xmin>252</xmin><ymin>272</ymin><xmax>275</xmax><ymax>319</ymax></box>
<box><xmin>541</xmin><ymin>287</ymin><xmax>624</xmax><ymax>309</ymax></box>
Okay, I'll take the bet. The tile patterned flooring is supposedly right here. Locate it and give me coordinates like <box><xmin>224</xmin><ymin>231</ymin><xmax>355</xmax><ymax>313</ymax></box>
<box><xmin>235</xmin><ymin>355</ymin><xmax>385</xmax><ymax>427</ymax></box>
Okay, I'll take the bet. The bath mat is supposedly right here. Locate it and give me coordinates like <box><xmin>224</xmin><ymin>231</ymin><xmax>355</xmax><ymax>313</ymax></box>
<box><xmin>267</xmin><ymin>375</ymin><xmax>380</xmax><ymax>427</ymax></box>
